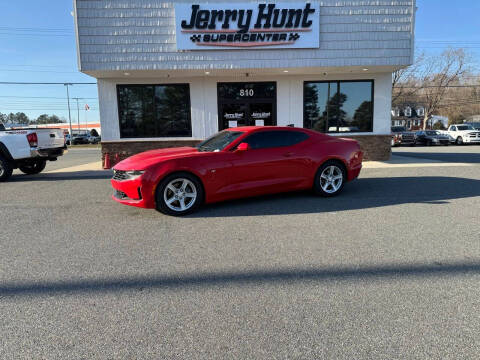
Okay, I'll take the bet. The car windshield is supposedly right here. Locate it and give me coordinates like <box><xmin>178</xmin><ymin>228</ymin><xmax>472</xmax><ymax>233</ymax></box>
<box><xmin>197</xmin><ymin>131</ymin><xmax>244</xmax><ymax>152</ymax></box>
<box><xmin>426</xmin><ymin>131</ymin><xmax>438</xmax><ymax>135</ymax></box>
<box><xmin>457</xmin><ymin>125</ymin><xmax>474</xmax><ymax>131</ymax></box>
<box><xmin>392</xmin><ymin>126</ymin><xmax>406</xmax><ymax>132</ymax></box>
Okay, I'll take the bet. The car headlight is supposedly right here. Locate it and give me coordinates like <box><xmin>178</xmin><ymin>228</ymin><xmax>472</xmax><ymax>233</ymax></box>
<box><xmin>126</xmin><ymin>170</ymin><xmax>145</xmax><ymax>180</ymax></box>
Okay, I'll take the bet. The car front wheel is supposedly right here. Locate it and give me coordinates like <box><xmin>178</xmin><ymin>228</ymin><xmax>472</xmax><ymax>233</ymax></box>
<box><xmin>456</xmin><ymin>137</ymin><xmax>464</xmax><ymax>145</ymax></box>
<box><xmin>18</xmin><ymin>159</ymin><xmax>47</xmax><ymax>175</ymax></box>
<box><xmin>313</xmin><ymin>161</ymin><xmax>346</xmax><ymax>197</ymax></box>
<box><xmin>156</xmin><ymin>173</ymin><xmax>204</xmax><ymax>216</ymax></box>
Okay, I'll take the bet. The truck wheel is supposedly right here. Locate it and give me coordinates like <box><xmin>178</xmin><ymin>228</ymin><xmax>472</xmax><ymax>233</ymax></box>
<box><xmin>0</xmin><ymin>155</ymin><xmax>13</xmax><ymax>182</ymax></box>
<box><xmin>19</xmin><ymin>160</ymin><xmax>47</xmax><ymax>175</ymax></box>
<box><xmin>456</xmin><ymin>137</ymin><xmax>463</xmax><ymax>145</ymax></box>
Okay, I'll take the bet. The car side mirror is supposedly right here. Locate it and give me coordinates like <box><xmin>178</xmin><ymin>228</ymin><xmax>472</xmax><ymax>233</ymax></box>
<box><xmin>236</xmin><ymin>142</ymin><xmax>251</xmax><ymax>152</ymax></box>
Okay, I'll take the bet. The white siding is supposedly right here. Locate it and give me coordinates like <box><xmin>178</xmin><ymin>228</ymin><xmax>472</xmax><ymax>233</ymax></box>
<box><xmin>99</xmin><ymin>72</ymin><xmax>392</xmax><ymax>141</ymax></box>
<box><xmin>75</xmin><ymin>0</ymin><xmax>415</xmax><ymax>72</ymax></box>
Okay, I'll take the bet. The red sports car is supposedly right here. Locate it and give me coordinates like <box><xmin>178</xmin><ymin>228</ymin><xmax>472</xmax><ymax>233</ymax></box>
<box><xmin>111</xmin><ymin>126</ymin><xmax>363</xmax><ymax>216</ymax></box>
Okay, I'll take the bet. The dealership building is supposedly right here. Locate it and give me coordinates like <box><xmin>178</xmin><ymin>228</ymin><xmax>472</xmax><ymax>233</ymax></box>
<box><xmin>74</xmin><ymin>0</ymin><xmax>416</xmax><ymax>163</ymax></box>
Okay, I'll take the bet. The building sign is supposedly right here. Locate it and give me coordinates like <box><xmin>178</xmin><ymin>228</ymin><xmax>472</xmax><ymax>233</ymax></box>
<box><xmin>175</xmin><ymin>2</ymin><xmax>320</xmax><ymax>50</ymax></box>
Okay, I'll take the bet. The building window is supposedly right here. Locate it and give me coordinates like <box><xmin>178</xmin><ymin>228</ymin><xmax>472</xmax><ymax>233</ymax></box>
<box><xmin>304</xmin><ymin>80</ymin><xmax>374</xmax><ymax>133</ymax></box>
<box><xmin>404</xmin><ymin>106</ymin><xmax>412</xmax><ymax>117</ymax></box>
<box><xmin>117</xmin><ymin>84</ymin><xmax>191</xmax><ymax>138</ymax></box>
<box><xmin>416</xmin><ymin>107</ymin><xmax>424</xmax><ymax>117</ymax></box>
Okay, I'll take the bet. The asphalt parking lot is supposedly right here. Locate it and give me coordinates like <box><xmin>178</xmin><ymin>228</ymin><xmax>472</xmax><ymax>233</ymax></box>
<box><xmin>1</xmin><ymin>146</ymin><xmax>480</xmax><ymax>359</ymax></box>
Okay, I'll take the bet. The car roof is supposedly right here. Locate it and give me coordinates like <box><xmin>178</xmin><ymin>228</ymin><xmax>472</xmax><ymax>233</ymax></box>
<box><xmin>224</xmin><ymin>126</ymin><xmax>318</xmax><ymax>135</ymax></box>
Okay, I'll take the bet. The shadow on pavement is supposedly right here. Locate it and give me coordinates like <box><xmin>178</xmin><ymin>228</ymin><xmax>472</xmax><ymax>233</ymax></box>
<box><xmin>191</xmin><ymin>176</ymin><xmax>480</xmax><ymax>217</ymax></box>
<box><xmin>9</xmin><ymin>170</ymin><xmax>112</xmax><ymax>182</ymax></box>
<box><xmin>2</xmin><ymin>262</ymin><xmax>480</xmax><ymax>297</ymax></box>
<box><xmin>395</xmin><ymin>151</ymin><xmax>480</xmax><ymax>164</ymax></box>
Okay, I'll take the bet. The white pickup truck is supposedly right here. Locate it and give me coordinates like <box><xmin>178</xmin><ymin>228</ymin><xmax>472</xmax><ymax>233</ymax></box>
<box><xmin>0</xmin><ymin>123</ymin><xmax>66</xmax><ymax>181</ymax></box>
<box><xmin>444</xmin><ymin>124</ymin><xmax>480</xmax><ymax>145</ymax></box>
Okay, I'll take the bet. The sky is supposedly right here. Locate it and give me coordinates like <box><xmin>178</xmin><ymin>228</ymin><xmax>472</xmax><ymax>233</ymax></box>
<box><xmin>0</xmin><ymin>0</ymin><xmax>479</xmax><ymax>124</ymax></box>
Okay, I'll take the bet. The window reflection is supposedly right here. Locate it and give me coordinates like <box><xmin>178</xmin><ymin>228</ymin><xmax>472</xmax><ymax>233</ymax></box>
<box><xmin>118</xmin><ymin>84</ymin><xmax>191</xmax><ymax>138</ymax></box>
<box><xmin>304</xmin><ymin>81</ymin><xmax>373</xmax><ymax>133</ymax></box>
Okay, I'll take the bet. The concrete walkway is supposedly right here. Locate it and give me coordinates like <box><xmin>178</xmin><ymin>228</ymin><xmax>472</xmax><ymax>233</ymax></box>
<box><xmin>363</xmin><ymin>154</ymin><xmax>474</xmax><ymax>169</ymax></box>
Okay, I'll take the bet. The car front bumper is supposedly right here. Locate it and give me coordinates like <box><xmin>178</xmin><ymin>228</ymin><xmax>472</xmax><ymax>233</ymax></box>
<box><xmin>111</xmin><ymin>176</ymin><xmax>156</xmax><ymax>209</ymax></box>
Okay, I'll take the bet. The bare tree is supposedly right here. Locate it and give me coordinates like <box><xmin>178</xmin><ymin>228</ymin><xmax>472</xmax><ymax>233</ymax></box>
<box><xmin>392</xmin><ymin>52</ymin><xmax>425</xmax><ymax>105</ymax></box>
<box><xmin>392</xmin><ymin>48</ymin><xmax>476</xmax><ymax>129</ymax></box>
<box><xmin>416</xmin><ymin>49</ymin><xmax>469</xmax><ymax>129</ymax></box>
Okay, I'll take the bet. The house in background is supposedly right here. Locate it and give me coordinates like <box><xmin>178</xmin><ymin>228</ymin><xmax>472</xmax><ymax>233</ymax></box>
<box><xmin>391</xmin><ymin>105</ymin><xmax>425</xmax><ymax>130</ymax></box>
<box><xmin>391</xmin><ymin>105</ymin><xmax>447</xmax><ymax>130</ymax></box>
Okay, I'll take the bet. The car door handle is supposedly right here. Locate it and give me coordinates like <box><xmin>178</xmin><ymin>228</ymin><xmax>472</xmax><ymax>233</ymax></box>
<box><xmin>283</xmin><ymin>152</ymin><xmax>294</xmax><ymax>157</ymax></box>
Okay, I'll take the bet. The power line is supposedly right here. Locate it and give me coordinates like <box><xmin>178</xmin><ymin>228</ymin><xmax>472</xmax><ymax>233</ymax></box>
<box><xmin>0</xmin><ymin>82</ymin><xmax>96</xmax><ymax>85</ymax></box>
<box><xmin>0</xmin><ymin>96</ymin><xmax>98</xmax><ymax>99</ymax></box>
<box><xmin>0</xmin><ymin>69</ymin><xmax>81</xmax><ymax>74</ymax></box>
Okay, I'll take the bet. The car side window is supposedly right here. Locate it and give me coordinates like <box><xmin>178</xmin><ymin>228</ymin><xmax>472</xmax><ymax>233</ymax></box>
<box><xmin>243</xmin><ymin>131</ymin><xmax>309</xmax><ymax>150</ymax></box>
<box><xmin>451</xmin><ymin>126</ymin><xmax>456</xmax><ymax>131</ymax></box>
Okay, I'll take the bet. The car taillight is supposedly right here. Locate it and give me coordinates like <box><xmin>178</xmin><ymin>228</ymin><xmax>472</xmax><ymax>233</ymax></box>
<box><xmin>27</xmin><ymin>133</ymin><xmax>38</xmax><ymax>147</ymax></box>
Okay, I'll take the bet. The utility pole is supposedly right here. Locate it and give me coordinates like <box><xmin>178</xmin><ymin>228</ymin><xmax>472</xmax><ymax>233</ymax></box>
<box><xmin>64</xmin><ymin>83</ymin><xmax>73</xmax><ymax>143</ymax></box>
<box><xmin>72</xmin><ymin>97</ymin><xmax>81</xmax><ymax>132</ymax></box>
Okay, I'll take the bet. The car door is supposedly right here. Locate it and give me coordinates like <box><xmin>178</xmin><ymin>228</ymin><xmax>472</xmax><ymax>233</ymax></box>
<box><xmin>224</xmin><ymin>130</ymin><xmax>311</xmax><ymax>198</ymax></box>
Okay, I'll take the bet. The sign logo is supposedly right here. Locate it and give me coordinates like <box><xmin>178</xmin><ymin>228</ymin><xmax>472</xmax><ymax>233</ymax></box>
<box><xmin>175</xmin><ymin>2</ymin><xmax>319</xmax><ymax>50</ymax></box>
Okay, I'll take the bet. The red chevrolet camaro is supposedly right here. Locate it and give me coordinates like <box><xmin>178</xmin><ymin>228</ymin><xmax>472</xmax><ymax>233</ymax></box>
<box><xmin>111</xmin><ymin>126</ymin><xmax>363</xmax><ymax>215</ymax></box>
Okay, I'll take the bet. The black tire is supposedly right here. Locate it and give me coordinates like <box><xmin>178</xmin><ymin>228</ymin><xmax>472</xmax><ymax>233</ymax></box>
<box><xmin>426</xmin><ymin>140</ymin><xmax>432</xmax><ymax>146</ymax></box>
<box><xmin>313</xmin><ymin>160</ymin><xmax>346</xmax><ymax>197</ymax></box>
<box><xmin>18</xmin><ymin>159</ymin><xmax>47</xmax><ymax>175</ymax></box>
<box><xmin>0</xmin><ymin>155</ymin><xmax>13</xmax><ymax>182</ymax></box>
<box><xmin>155</xmin><ymin>172</ymin><xmax>204</xmax><ymax>216</ymax></box>
<box><xmin>456</xmin><ymin>137</ymin><xmax>464</xmax><ymax>145</ymax></box>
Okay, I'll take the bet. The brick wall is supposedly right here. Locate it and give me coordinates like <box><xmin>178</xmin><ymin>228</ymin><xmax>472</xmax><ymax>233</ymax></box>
<box><xmin>346</xmin><ymin>135</ymin><xmax>391</xmax><ymax>161</ymax></box>
<box><xmin>101</xmin><ymin>135</ymin><xmax>391</xmax><ymax>168</ymax></box>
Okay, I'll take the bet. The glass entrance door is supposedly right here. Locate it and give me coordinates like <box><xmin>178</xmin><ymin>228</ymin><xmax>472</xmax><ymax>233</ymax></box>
<box><xmin>218</xmin><ymin>82</ymin><xmax>276</xmax><ymax>130</ymax></box>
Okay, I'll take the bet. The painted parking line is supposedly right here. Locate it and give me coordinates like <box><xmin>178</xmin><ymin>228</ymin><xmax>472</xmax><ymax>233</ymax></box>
<box><xmin>45</xmin><ymin>161</ymin><xmax>104</xmax><ymax>173</ymax></box>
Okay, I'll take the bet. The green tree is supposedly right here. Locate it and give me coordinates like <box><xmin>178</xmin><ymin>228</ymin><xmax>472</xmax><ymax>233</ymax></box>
<box><xmin>15</xmin><ymin>112</ymin><xmax>29</xmax><ymax>124</ymax></box>
<box><xmin>36</xmin><ymin>114</ymin><xmax>50</xmax><ymax>124</ymax></box>
<box><xmin>7</xmin><ymin>113</ymin><xmax>16</xmax><ymax>123</ymax></box>
<box><xmin>314</xmin><ymin>92</ymin><xmax>347</xmax><ymax>132</ymax></box>
<box><xmin>352</xmin><ymin>101</ymin><xmax>373</xmax><ymax>132</ymax></box>
<box><xmin>304</xmin><ymin>84</ymin><xmax>320</xmax><ymax>129</ymax></box>
<box><xmin>47</xmin><ymin>115</ymin><xmax>63</xmax><ymax>124</ymax></box>
<box><xmin>433</xmin><ymin>121</ymin><xmax>446</xmax><ymax>130</ymax></box>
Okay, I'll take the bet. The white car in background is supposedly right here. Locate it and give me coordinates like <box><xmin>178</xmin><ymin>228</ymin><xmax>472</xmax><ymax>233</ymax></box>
<box><xmin>445</xmin><ymin>124</ymin><xmax>480</xmax><ymax>145</ymax></box>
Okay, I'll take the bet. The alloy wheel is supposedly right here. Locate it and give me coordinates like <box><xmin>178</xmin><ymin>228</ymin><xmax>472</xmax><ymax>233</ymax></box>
<box><xmin>0</xmin><ymin>161</ymin><xmax>4</xmax><ymax>177</ymax></box>
<box><xmin>163</xmin><ymin>178</ymin><xmax>197</xmax><ymax>212</ymax></box>
<box><xmin>319</xmin><ymin>165</ymin><xmax>343</xmax><ymax>194</ymax></box>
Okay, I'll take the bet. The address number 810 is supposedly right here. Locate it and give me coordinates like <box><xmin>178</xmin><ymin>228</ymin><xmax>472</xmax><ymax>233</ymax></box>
<box><xmin>239</xmin><ymin>89</ymin><xmax>254</xmax><ymax>97</ymax></box>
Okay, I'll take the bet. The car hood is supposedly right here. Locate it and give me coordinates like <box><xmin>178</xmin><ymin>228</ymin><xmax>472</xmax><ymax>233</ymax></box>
<box><xmin>114</xmin><ymin>147</ymin><xmax>200</xmax><ymax>170</ymax></box>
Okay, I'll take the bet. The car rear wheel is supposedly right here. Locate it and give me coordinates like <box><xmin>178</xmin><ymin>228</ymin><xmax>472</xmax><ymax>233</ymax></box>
<box><xmin>156</xmin><ymin>172</ymin><xmax>204</xmax><ymax>216</ymax></box>
<box><xmin>18</xmin><ymin>159</ymin><xmax>47</xmax><ymax>175</ymax></box>
<box><xmin>0</xmin><ymin>155</ymin><xmax>13</xmax><ymax>182</ymax></box>
<box><xmin>313</xmin><ymin>161</ymin><xmax>346</xmax><ymax>197</ymax></box>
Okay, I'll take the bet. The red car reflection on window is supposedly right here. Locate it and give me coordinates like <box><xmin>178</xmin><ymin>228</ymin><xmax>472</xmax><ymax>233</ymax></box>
<box><xmin>111</xmin><ymin>126</ymin><xmax>363</xmax><ymax>216</ymax></box>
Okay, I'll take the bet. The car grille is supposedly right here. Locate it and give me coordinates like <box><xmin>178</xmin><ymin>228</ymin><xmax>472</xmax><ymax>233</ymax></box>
<box><xmin>401</xmin><ymin>133</ymin><xmax>415</xmax><ymax>142</ymax></box>
<box><xmin>468</xmin><ymin>132</ymin><xmax>480</xmax><ymax>139</ymax></box>
<box><xmin>112</xmin><ymin>170</ymin><xmax>128</xmax><ymax>181</ymax></box>
<box><xmin>114</xmin><ymin>190</ymin><xmax>128</xmax><ymax>199</ymax></box>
